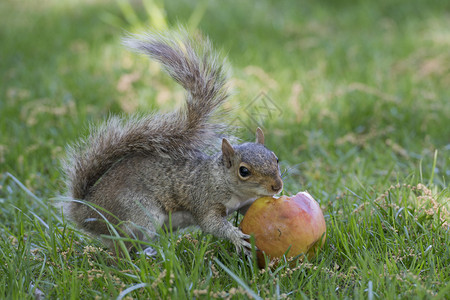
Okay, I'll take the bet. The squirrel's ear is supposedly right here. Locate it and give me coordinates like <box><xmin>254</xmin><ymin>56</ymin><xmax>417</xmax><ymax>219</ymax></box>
<box><xmin>222</xmin><ymin>138</ymin><xmax>235</xmax><ymax>168</ymax></box>
<box><xmin>256</xmin><ymin>127</ymin><xmax>265</xmax><ymax>145</ymax></box>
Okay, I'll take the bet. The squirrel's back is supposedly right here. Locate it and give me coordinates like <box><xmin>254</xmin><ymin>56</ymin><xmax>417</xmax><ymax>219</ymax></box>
<box><xmin>63</xmin><ymin>30</ymin><xmax>232</xmax><ymax>201</ymax></box>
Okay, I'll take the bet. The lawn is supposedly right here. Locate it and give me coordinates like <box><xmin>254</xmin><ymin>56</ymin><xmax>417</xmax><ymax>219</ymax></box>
<box><xmin>1</xmin><ymin>0</ymin><xmax>449</xmax><ymax>298</ymax></box>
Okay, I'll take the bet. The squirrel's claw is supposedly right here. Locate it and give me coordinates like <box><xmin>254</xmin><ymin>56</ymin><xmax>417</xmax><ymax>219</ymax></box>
<box><xmin>241</xmin><ymin>233</ymin><xmax>251</xmax><ymax>240</ymax></box>
<box><xmin>234</xmin><ymin>241</ymin><xmax>252</xmax><ymax>257</ymax></box>
<box><xmin>143</xmin><ymin>247</ymin><xmax>158</xmax><ymax>257</ymax></box>
<box><xmin>136</xmin><ymin>246</ymin><xmax>158</xmax><ymax>258</ymax></box>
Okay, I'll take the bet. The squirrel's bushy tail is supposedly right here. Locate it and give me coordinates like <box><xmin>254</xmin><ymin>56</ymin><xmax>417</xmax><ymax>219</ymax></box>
<box><xmin>64</xmin><ymin>30</ymin><xmax>231</xmax><ymax>200</ymax></box>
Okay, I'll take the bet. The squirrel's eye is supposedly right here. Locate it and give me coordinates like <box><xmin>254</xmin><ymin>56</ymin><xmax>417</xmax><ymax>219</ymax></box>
<box><xmin>239</xmin><ymin>166</ymin><xmax>251</xmax><ymax>177</ymax></box>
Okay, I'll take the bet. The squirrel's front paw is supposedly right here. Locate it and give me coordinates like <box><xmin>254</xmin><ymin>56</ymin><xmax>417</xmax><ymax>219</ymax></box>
<box><xmin>231</xmin><ymin>229</ymin><xmax>253</xmax><ymax>256</ymax></box>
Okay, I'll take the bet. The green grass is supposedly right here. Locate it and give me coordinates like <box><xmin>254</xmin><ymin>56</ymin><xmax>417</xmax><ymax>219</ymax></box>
<box><xmin>1</xmin><ymin>0</ymin><xmax>449</xmax><ymax>298</ymax></box>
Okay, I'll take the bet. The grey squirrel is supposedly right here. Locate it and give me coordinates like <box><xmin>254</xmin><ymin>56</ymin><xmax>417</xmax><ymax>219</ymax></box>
<box><xmin>62</xmin><ymin>30</ymin><xmax>283</xmax><ymax>256</ymax></box>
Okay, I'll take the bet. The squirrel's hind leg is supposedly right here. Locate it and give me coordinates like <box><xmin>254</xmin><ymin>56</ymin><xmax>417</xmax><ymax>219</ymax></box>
<box><xmin>104</xmin><ymin>196</ymin><xmax>167</xmax><ymax>257</ymax></box>
<box><xmin>105</xmin><ymin>220</ymin><xmax>160</xmax><ymax>257</ymax></box>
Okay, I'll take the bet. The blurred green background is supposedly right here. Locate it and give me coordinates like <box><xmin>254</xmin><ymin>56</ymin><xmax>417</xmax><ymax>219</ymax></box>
<box><xmin>0</xmin><ymin>0</ymin><xmax>449</xmax><ymax>298</ymax></box>
<box><xmin>1</xmin><ymin>0</ymin><xmax>449</xmax><ymax>196</ymax></box>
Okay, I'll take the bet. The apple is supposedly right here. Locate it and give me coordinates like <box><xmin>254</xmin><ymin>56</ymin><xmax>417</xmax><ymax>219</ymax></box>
<box><xmin>240</xmin><ymin>192</ymin><xmax>326</xmax><ymax>267</ymax></box>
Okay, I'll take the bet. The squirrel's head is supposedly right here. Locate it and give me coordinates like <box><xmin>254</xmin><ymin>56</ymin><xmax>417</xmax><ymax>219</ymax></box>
<box><xmin>221</xmin><ymin>127</ymin><xmax>283</xmax><ymax>197</ymax></box>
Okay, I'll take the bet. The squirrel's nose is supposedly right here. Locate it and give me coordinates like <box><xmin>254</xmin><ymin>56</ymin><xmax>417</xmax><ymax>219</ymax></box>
<box><xmin>271</xmin><ymin>182</ymin><xmax>283</xmax><ymax>193</ymax></box>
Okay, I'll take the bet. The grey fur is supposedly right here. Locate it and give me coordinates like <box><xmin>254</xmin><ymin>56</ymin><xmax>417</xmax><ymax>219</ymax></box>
<box><xmin>62</xmin><ymin>30</ymin><xmax>283</xmax><ymax>255</ymax></box>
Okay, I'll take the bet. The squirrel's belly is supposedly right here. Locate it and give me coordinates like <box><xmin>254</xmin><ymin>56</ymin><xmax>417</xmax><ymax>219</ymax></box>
<box><xmin>164</xmin><ymin>211</ymin><xmax>196</xmax><ymax>230</ymax></box>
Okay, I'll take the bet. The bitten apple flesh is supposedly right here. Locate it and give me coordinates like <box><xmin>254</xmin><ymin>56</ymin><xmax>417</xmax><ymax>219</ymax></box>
<box><xmin>240</xmin><ymin>192</ymin><xmax>326</xmax><ymax>267</ymax></box>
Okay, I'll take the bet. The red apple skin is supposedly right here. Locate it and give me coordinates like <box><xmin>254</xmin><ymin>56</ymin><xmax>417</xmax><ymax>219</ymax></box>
<box><xmin>240</xmin><ymin>192</ymin><xmax>326</xmax><ymax>267</ymax></box>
